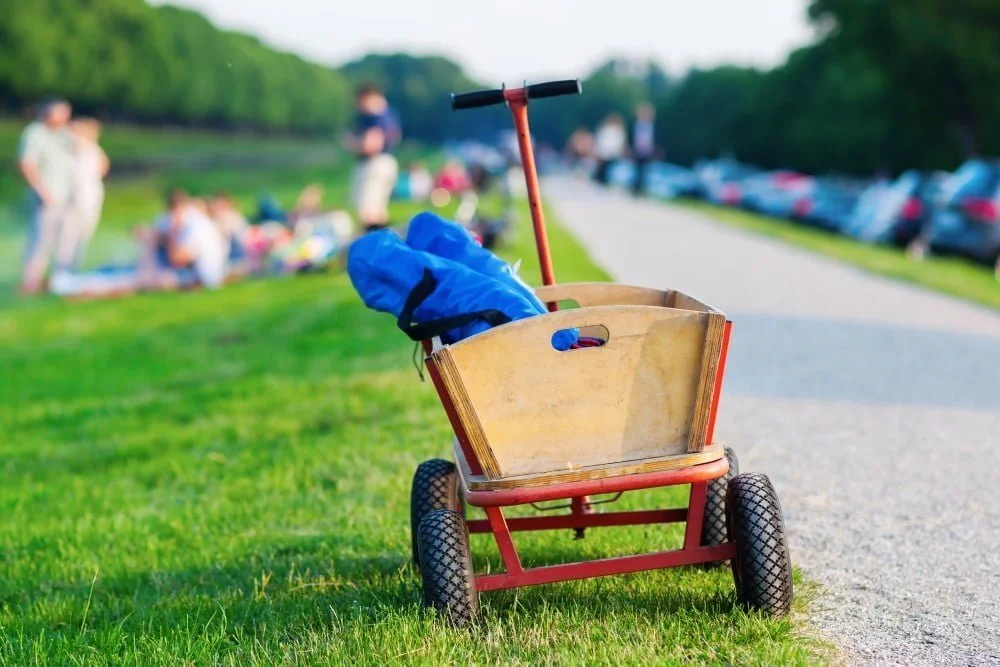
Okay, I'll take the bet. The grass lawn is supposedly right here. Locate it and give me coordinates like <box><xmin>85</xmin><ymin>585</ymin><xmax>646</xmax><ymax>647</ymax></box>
<box><xmin>0</xmin><ymin>163</ymin><xmax>824</xmax><ymax>663</ymax></box>
<box><xmin>681</xmin><ymin>200</ymin><xmax>1000</xmax><ymax>311</ymax></box>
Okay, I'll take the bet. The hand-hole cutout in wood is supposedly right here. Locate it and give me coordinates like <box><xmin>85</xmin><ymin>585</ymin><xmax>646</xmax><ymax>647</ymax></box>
<box><xmin>553</xmin><ymin>325</ymin><xmax>609</xmax><ymax>350</ymax></box>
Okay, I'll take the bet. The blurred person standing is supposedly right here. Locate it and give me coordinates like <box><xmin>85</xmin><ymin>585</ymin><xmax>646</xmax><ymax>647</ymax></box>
<box><xmin>345</xmin><ymin>83</ymin><xmax>401</xmax><ymax>232</ymax></box>
<box><xmin>55</xmin><ymin>118</ymin><xmax>109</xmax><ymax>275</ymax></box>
<box><xmin>593</xmin><ymin>114</ymin><xmax>626</xmax><ymax>186</ymax></box>
<box><xmin>566</xmin><ymin>126</ymin><xmax>594</xmax><ymax>171</ymax></box>
<box><xmin>17</xmin><ymin>99</ymin><xmax>75</xmax><ymax>294</ymax></box>
<box><xmin>631</xmin><ymin>103</ymin><xmax>656</xmax><ymax>196</ymax></box>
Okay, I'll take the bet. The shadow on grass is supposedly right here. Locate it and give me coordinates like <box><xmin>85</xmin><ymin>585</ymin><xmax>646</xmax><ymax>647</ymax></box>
<box><xmin>4</xmin><ymin>528</ymin><xmax>743</xmax><ymax>651</ymax></box>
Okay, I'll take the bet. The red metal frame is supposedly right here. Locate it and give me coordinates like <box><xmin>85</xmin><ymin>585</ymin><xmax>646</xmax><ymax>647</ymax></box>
<box><xmin>422</xmin><ymin>84</ymin><xmax>738</xmax><ymax>593</ymax></box>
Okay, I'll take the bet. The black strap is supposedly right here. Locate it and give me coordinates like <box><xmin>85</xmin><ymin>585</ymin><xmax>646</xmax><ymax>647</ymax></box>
<box><xmin>397</xmin><ymin>268</ymin><xmax>512</xmax><ymax>341</ymax></box>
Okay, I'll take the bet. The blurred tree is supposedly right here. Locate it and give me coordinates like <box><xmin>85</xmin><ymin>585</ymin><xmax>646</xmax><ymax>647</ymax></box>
<box><xmin>655</xmin><ymin>66</ymin><xmax>764</xmax><ymax>166</ymax></box>
<box><xmin>0</xmin><ymin>0</ymin><xmax>352</xmax><ymax>133</ymax></box>
<box><xmin>341</xmin><ymin>53</ymin><xmax>496</xmax><ymax>143</ymax></box>
<box><xmin>810</xmin><ymin>0</ymin><xmax>1000</xmax><ymax>160</ymax></box>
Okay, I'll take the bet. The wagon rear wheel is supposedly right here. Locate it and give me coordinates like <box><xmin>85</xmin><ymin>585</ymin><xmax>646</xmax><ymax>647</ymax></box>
<box><xmin>410</xmin><ymin>459</ymin><xmax>460</xmax><ymax>565</ymax></box>
<box><xmin>726</xmin><ymin>473</ymin><xmax>793</xmax><ymax>616</ymax></box>
<box><xmin>417</xmin><ymin>509</ymin><xmax>479</xmax><ymax>627</ymax></box>
<box><xmin>701</xmin><ymin>446</ymin><xmax>739</xmax><ymax>553</ymax></box>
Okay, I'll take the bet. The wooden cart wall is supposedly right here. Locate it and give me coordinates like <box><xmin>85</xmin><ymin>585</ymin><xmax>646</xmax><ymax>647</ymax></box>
<box><xmin>428</xmin><ymin>283</ymin><xmax>727</xmax><ymax>484</ymax></box>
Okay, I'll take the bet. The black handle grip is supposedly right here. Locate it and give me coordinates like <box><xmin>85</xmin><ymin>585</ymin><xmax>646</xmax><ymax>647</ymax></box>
<box><xmin>451</xmin><ymin>88</ymin><xmax>506</xmax><ymax>110</ymax></box>
<box><xmin>526</xmin><ymin>79</ymin><xmax>582</xmax><ymax>100</ymax></box>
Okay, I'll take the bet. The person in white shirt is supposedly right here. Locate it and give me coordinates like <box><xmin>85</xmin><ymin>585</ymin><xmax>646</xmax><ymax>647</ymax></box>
<box><xmin>632</xmin><ymin>103</ymin><xmax>656</xmax><ymax>196</ymax></box>
<box><xmin>593</xmin><ymin>114</ymin><xmax>626</xmax><ymax>186</ymax></box>
<box><xmin>142</xmin><ymin>190</ymin><xmax>227</xmax><ymax>289</ymax></box>
<box><xmin>18</xmin><ymin>99</ymin><xmax>75</xmax><ymax>294</ymax></box>
<box><xmin>55</xmin><ymin>118</ymin><xmax>109</xmax><ymax>275</ymax></box>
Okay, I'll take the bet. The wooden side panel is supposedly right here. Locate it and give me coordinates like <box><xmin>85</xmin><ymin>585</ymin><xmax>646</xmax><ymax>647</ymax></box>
<box><xmin>686</xmin><ymin>311</ymin><xmax>727</xmax><ymax>452</ymax></box>
<box><xmin>534</xmin><ymin>283</ymin><xmax>670</xmax><ymax>308</ymax></box>
<box><xmin>532</xmin><ymin>282</ymin><xmax>723</xmax><ymax>316</ymax></box>
<box><xmin>432</xmin><ymin>349</ymin><xmax>502</xmax><ymax>477</ymax></box>
<box><xmin>669</xmin><ymin>291</ymin><xmax>719</xmax><ymax>314</ymax></box>
<box><xmin>440</xmin><ymin>305</ymin><xmax>712</xmax><ymax>478</ymax></box>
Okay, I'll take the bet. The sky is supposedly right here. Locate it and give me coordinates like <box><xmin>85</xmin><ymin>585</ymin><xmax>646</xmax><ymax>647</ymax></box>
<box><xmin>150</xmin><ymin>0</ymin><xmax>816</xmax><ymax>82</ymax></box>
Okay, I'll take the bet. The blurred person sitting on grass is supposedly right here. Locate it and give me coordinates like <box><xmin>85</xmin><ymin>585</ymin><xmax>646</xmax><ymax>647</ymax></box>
<box><xmin>18</xmin><ymin>98</ymin><xmax>75</xmax><ymax>295</ymax></box>
<box><xmin>407</xmin><ymin>162</ymin><xmax>433</xmax><ymax>202</ymax></box>
<box><xmin>288</xmin><ymin>183</ymin><xmax>325</xmax><ymax>227</ymax></box>
<box><xmin>207</xmin><ymin>191</ymin><xmax>249</xmax><ymax>262</ymax></box>
<box><xmin>343</xmin><ymin>83</ymin><xmax>401</xmax><ymax>232</ymax></box>
<box><xmin>135</xmin><ymin>189</ymin><xmax>227</xmax><ymax>290</ymax></box>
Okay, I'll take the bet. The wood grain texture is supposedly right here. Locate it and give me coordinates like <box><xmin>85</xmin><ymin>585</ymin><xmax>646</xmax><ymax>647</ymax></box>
<box><xmin>534</xmin><ymin>282</ymin><xmax>723</xmax><ymax>316</ymax></box>
<box><xmin>454</xmin><ymin>440</ymin><xmax>726</xmax><ymax>490</ymax></box>
<box><xmin>668</xmin><ymin>291</ymin><xmax>720</xmax><ymax>314</ymax></box>
<box><xmin>431</xmin><ymin>348</ymin><xmax>502</xmax><ymax>477</ymax></box>
<box><xmin>432</xmin><ymin>304</ymin><xmax>719</xmax><ymax>479</ymax></box>
<box><xmin>534</xmin><ymin>282</ymin><xmax>672</xmax><ymax>308</ymax></box>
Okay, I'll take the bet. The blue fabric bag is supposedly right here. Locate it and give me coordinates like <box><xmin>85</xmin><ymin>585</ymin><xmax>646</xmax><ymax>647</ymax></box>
<box><xmin>405</xmin><ymin>212</ymin><xmax>548</xmax><ymax>311</ymax></box>
<box><xmin>348</xmin><ymin>230</ymin><xmax>576</xmax><ymax>348</ymax></box>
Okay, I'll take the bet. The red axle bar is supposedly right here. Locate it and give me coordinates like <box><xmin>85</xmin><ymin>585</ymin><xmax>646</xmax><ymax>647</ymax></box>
<box><xmin>466</xmin><ymin>508</ymin><xmax>688</xmax><ymax>534</ymax></box>
<box><xmin>475</xmin><ymin>543</ymin><xmax>736</xmax><ymax>592</ymax></box>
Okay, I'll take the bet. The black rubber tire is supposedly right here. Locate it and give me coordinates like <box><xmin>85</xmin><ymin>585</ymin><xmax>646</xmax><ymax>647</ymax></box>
<box><xmin>726</xmin><ymin>473</ymin><xmax>793</xmax><ymax>616</ymax></box>
<box><xmin>417</xmin><ymin>509</ymin><xmax>479</xmax><ymax>627</ymax></box>
<box><xmin>410</xmin><ymin>459</ymin><xmax>460</xmax><ymax>565</ymax></box>
<box><xmin>701</xmin><ymin>446</ymin><xmax>739</xmax><ymax>550</ymax></box>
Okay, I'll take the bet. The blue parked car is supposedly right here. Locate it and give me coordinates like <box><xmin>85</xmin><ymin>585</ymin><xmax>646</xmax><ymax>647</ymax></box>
<box><xmin>796</xmin><ymin>179</ymin><xmax>863</xmax><ymax>232</ymax></box>
<box><xmin>923</xmin><ymin>160</ymin><xmax>1000</xmax><ymax>270</ymax></box>
<box><xmin>694</xmin><ymin>158</ymin><xmax>760</xmax><ymax>205</ymax></box>
<box><xmin>739</xmin><ymin>171</ymin><xmax>813</xmax><ymax>218</ymax></box>
<box><xmin>607</xmin><ymin>160</ymin><xmax>636</xmax><ymax>189</ymax></box>
<box><xmin>843</xmin><ymin>171</ymin><xmax>946</xmax><ymax>244</ymax></box>
<box><xmin>643</xmin><ymin>162</ymin><xmax>700</xmax><ymax>199</ymax></box>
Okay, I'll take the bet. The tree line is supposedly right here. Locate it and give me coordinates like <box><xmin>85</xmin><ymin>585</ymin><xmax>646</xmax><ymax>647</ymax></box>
<box><xmin>2</xmin><ymin>0</ymin><xmax>998</xmax><ymax>175</ymax></box>
<box><xmin>0</xmin><ymin>0</ymin><xmax>353</xmax><ymax>133</ymax></box>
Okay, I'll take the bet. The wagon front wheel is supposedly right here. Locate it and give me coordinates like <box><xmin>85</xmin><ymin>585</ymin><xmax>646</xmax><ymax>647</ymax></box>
<box><xmin>417</xmin><ymin>509</ymin><xmax>479</xmax><ymax>627</ymax></box>
<box><xmin>727</xmin><ymin>473</ymin><xmax>793</xmax><ymax>616</ymax></box>
<box><xmin>410</xmin><ymin>459</ymin><xmax>460</xmax><ymax>565</ymax></box>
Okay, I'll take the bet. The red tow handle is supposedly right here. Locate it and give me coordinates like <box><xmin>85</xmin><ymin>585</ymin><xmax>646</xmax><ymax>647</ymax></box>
<box><xmin>451</xmin><ymin>79</ymin><xmax>581</xmax><ymax>289</ymax></box>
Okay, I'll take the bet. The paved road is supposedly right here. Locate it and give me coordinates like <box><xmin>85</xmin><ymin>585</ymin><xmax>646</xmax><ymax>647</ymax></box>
<box><xmin>545</xmin><ymin>177</ymin><xmax>1000</xmax><ymax>666</ymax></box>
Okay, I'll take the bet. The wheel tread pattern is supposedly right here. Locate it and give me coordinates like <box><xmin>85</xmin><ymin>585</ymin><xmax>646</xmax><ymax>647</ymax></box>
<box><xmin>701</xmin><ymin>447</ymin><xmax>738</xmax><ymax>547</ymax></box>
<box><xmin>417</xmin><ymin>510</ymin><xmax>478</xmax><ymax>627</ymax></box>
<box><xmin>410</xmin><ymin>459</ymin><xmax>459</xmax><ymax>565</ymax></box>
<box><xmin>727</xmin><ymin>473</ymin><xmax>793</xmax><ymax>616</ymax></box>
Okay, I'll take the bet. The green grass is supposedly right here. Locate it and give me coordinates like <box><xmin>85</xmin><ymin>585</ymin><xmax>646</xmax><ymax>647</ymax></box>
<box><xmin>681</xmin><ymin>200</ymin><xmax>1000</xmax><ymax>311</ymax></box>
<box><xmin>0</xmin><ymin>163</ymin><xmax>824</xmax><ymax>663</ymax></box>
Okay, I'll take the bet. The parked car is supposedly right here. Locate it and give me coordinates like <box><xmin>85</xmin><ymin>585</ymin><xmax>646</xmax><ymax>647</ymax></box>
<box><xmin>739</xmin><ymin>171</ymin><xmax>813</xmax><ymax>218</ymax></box>
<box><xmin>795</xmin><ymin>179</ymin><xmax>864</xmax><ymax>232</ymax></box>
<box><xmin>921</xmin><ymin>159</ymin><xmax>1000</xmax><ymax>270</ymax></box>
<box><xmin>607</xmin><ymin>160</ymin><xmax>636</xmax><ymax>189</ymax></box>
<box><xmin>643</xmin><ymin>162</ymin><xmax>700</xmax><ymax>199</ymax></box>
<box><xmin>694</xmin><ymin>158</ymin><xmax>760</xmax><ymax>205</ymax></box>
<box><xmin>843</xmin><ymin>171</ymin><xmax>947</xmax><ymax>244</ymax></box>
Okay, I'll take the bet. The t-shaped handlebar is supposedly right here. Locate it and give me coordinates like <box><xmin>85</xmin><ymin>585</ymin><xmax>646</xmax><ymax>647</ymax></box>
<box><xmin>451</xmin><ymin>79</ymin><xmax>582</xmax><ymax>110</ymax></box>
